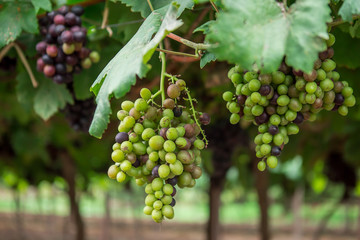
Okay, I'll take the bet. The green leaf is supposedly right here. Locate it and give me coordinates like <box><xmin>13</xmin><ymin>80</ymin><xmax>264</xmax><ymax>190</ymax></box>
<box><xmin>200</xmin><ymin>51</ymin><xmax>216</xmax><ymax>68</ymax></box>
<box><xmin>206</xmin><ymin>0</ymin><xmax>331</xmax><ymax>73</ymax></box>
<box><xmin>89</xmin><ymin>4</ymin><xmax>183</xmax><ymax>138</ymax></box>
<box><xmin>34</xmin><ymin>79</ymin><xmax>74</xmax><ymax>120</ymax></box>
<box><xmin>31</xmin><ymin>0</ymin><xmax>52</xmax><ymax>13</ymax></box>
<box><xmin>339</xmin><ymin>0</ymin><xmax>360</xmax><ymax>22</ymax></box>
<box><xmin>193</xmin><ymin>21</ymin><xmax>214</xmax><ymax>34</ymax></box>
<box><xmin>333</xmin><ymin>28</ymin><xmax>360</xmax><ymax>69</ymax></box>
<box><xmin>120</xmin><ymin>0</ymin><xmax>194</xmax><ymax>18</ymax></box>
<box><xmin>0</xmin><ymin>1</ymin><xmax>38</xmax><ymax>48</ymax></box>
<box><xmin>349</xmin><ymin>20</ymin><xmax>360</xmax><ymax>38</ymax></box>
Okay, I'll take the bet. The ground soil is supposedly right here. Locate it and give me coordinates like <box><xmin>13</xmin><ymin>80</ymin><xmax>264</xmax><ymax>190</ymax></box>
<box><xmin>0</xmin><ymin>212</ymin><xmax>356</xmax><ymax>240</ymax></box>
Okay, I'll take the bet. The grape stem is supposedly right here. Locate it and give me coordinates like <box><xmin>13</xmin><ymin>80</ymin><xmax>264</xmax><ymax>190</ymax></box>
<box><xmin>100</xmin><ymin>0</ymin><xmax>113</xmax><ymax>37</ymax></box>
<box><xmin>147</xmin><ymin>0</ymin><xmax>155</xmax><ymax>12</ymax></box>
<box><xmin>209</xmin><ymin>0</ymin><xmax>219</xmax><ymax>13</ymax></box>
<box><xmin>328</xmin><ymin>14</ymin><xmax>360</xmax><ymax>27</ymax></box>
<box><xmin>166</xmin><ymin>33</ymin><xmax>211</xmax><ymax>50</ymax></box>
<box><xmin>159</xmin><ymin>43</ymin><xmax>166</xmax><ymax>105</ymax></box>
<box><xmin>156</xmin><ymin>48</ymin><xmax>200</xmax><ymax>59</ymax></box>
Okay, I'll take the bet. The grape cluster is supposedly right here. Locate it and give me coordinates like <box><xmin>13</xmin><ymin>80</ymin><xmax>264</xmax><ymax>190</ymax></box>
<box><xmin>223</xmin><ymin>34</ymin><xmax>356</xmax><ymax>171</ymax></box>
<box><xmin>107</xmin><ymin>79</ymin><xmax>209</xmax><ymax>223</ymax></box>
<box><xmin>64</xmin><ymin>97</ymin><xmax>95</xmax><ymax>132</ymax></box>
<box><xmin>35</xmin><ymin>5</ymin><xmax>100</xmax><ymax>84</ymax></box>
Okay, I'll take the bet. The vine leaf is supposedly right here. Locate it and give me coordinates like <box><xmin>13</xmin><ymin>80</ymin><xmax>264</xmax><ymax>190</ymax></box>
<box><xmin>0</xmin><ymin>1</ymin><xmax>38</xmax><ymax>48</ymax></box>
<box><xmin>206</xmin><ymin>0</ymin><xmax>331</xmax><ymax>73</ymax></box>
<box><xmin>119</xmin><ymin>0</ymin><xmax>194</xmax><ymax>18</ymax></box>
<box><xmin>16</xmin><ymin>63</ymin><xmax>73</xmax><ymax>120</ymax></box>
<box><xmin>339</xmin><ymin>0</ymin><xmax>360</xmax><ymax>22</ymax></box>
<box><xmin>31</xmin><ymin>0</ymin><xmax>52</xmax><ymax>13</ymax></box>
<box><xmin>89</xmin><ymin>3</ymin><xmax>183</xmax><ymax>138</ymax></box>
<box><xmin>333</xmin><ymin>28</ymin><xmax>360</xmax><ymax>69</ymax></box>
<box><xmin>200</xmin><ymin>52</ymin><xmax>216</xmax><ymax>68</ymax></box>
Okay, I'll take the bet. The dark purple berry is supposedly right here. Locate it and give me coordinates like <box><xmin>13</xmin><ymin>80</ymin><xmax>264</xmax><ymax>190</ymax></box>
<box><xmin>268</xmin><ymin>125</ymin><xmax>279</xmax><ymax>135</ymax></box>
<box><xmin>55</xmin><ymin>25</ymin><xmax>65</xmax><ymax>35</ymax></box>
<box><xmin>271</xmin><ymin>146</ymin><xmax>281</xmax><ymax>157</ymax></box>
<box><xmin>53</xmin><ymin>75</ymin><xmax>66</xmax><ymax>84</ymax></box>
<box><xmin>237</xmin><ymin>95</ymin><xmax>247</xmax><ymax>105</ymax></box>
<box><xmin>334</xmin><ymin>94</ymin><xmax>344</xmax><ymax>105</ymax></box>
<box><xmin>171</xmin><ymin>187</ymin><xmax>177</xmax><ymax>197</ymax></box>
<box><xmin>66</xmin><ymin>55</ymin><xmax>78</xmax><ymax>66</ymax></box>
<box><xmin>270</xmin><ymin>92</ymin><xmax>279</xmax><ymax>105</ymax></box>
<box><xmin>42</xmin><ymin>54</ymin><xmax>54</xmax><ymax>64</ymax></box>
<box><xmin>170</xmin><ymin>198</ymin><xmax>176</xmax><ymax>207</ymax></box>
<box><xmin>47</xmin><ymin>11</ymin><xmax>56</xmax><ymax>21</ymax></box>
<box><xmin>173</xmin><ymin>107</ymin><xmax>182</xmax><ymax>117</ymax></box>
<box><xmin>152</xmin><ymin>165</ymin><xmax>160</xmax><ymax>178</ymax></box>
<box><xmin>293</xmin><ymin>112</ymin><xmax>304</xmax><ymax>124</ymax></box>
<box><xmin>58</xmin><ymin>6</ymin><xmax>69</xmax><ymax>15</ymax></box>
<box><xmin>45</xmin><ymin>33</ymin><xmax>56</xmax><ymax>43</ymax></box>
<box><xmin>65</xmin><ymin>12</ymin><xmax>77</xmax><ymax>26</ymax></box>
<box><xmin>132</xmin><ymin>159</ymin><xmax>140</xmax><ymax>168</ymax></box>
<box><xmin>55</xmin><ymin>49</ymin><xmax>66</xmax><ymax>62</ymax></box>
<box><xmin>199</xmin><ymin>113</ymin><xmax>211</xmax><ymax>125</ymax></box>
<box><xmin>71</xmin><ymin>5</ymin><xmax>84</xmax><ymax>16</ymax></box>
<box><xmin>115</xmin><ymin>132</ymin><xmax>128</xmax><ymax>143</ymax></box>
<box><xmin>327</xmin><ymin>48</ymin><xmax>334</xmax><ymax>59</ymax></box>
<box><xmin>255</xmin><ymin>112</ymin><xmax>269</xmax><ymax>125</ymax></box>
<box><xmin>61</xmin><ymin>30</ymin><xmax>73</xmax><ymax>43</ymax></box>
<box><xmin>36</xmin><ymin>41</ymin><xmax>47</xmax><ymax>54</ymax></box>
<box><xmin>259</xmin><ymin>85</ymin><xmax>271</xmax><ymax>96</ymax></box>
<box><xmin>55</xmin><ymin>63</ymin><xmax>66</xmax><ymax>75</ymax></box>
<box><xmin>166</xmin><ymin>177</ymin><xmax>178</xmax><ymax>186</ymax></box>
<box><xmin>73</xmin><ymin>31</ymin><xmax>86</xmax><ymax>42</ymax></box>
<box><xmin>292</xmin><ymin>69</ymin><xmax>303</xmax><ymax>77</ymax></box>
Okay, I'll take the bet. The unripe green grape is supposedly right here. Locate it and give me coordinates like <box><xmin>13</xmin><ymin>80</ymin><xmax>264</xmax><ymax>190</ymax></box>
<box><xmin>62</xmin><ymin>43</ymin><xmax>75</xmax><ymax>54</ymax></box>
<box><xmin>121</xmin><ymin>100</ymin><xmax>134</xmax><ymax>112</ymax></box>
<box><xmin>272</xmin><ymin>71</ymin><xmax>285</xmax><ymax>84</ymax></box>
<box><xmin>295</xmin><ymin>78</ymin><xmax>306</xmax><ymax>91</ymax></box>
<box><xmin>164</xmin><ymin>152</ymin><xmax>176</xmax><ymax>164</ymax></box>
<box><xmin>241</xmin><ymin>84</ymin><xmax>252</xmax><ymax>96</ymax></box>
<box><xmin>338</xmin><ymin>105</ymin><xmax>348</xmax><ymax>116</ymax></box>
<box><xmin>143</xmin><ymin>206</ymin><xmax>153</xmax><ymax>215</ymax></box>
<box><xmin>116</xmin><ymin>171</ymin><xmax>127</xmax><ymax>182</ymax></box>
<box><xmin>279</xmin><ymin>126</ymin><xmax>287</xmax><ymax>136</ymax></box>
<box><xmin>81</xmin><ymin>58</ymin><xmax>92</xmax><ymax>69</ymax></box>
<box><xmin>121</xmin><ymin>141</ymin><xmax>133</xmax><ymax>153</ymax></box>
<box><xmin>251</xmin><ymin>92</ymin><xmax>261</xmax><ymax>103</ymax></box>
<box><xmin>344</xmin><ymin>95</ymin><xmax>356</xmax><ymax>107</ymax></box>
<box><xmin>222</xmin><ymin>91</ymin><xmax>233</xmax><ymax>102</ymax></box>
<box><xmin>112</xmin><ymin>143</ymin><xmax>121</xmax><ymax>150</ymax></box>
<box><xmin>152</xmin><ymin>178</ymin><xmax>164</xmax><ymax>191</ymax></box>
<box><xmin>305</xmin><ymin>94</ymin><xmax>316</xmax><ymax>104</ymax></box>
<box><xmin>285</xmin><ymin>110</ymin><xmax>297</xmax><ymax>122</ymax></box>
<box><xmin>195</xmin><ymin>156</ymin><xmax>202</xmax><ymax>165</ymax></box>
<box><xmin>284</xmin><ymin>75</ymin><xmax>294</xmax><ymax>86</ymax></box>
<box><xmin>111</xmin><ymin>149</ymin><xmax>125</xmax><ymax>162</ymax></box>
<box><xmin>129</xmin><ymin>132</ymin><xmax>139</xmax><ymax>143</ymax></box>
<box><xmin>117</xmin><ymin>123</ymin><xmax>129</xmax><ymax>133</ymax></box>
<box><xmin>277</xmin><ymin>95</ymin><xmax>290</xmax><ymax>106</ymax></box>
<box><xmin>326</xmin><ymin>33</ymin><xmax>335</xmax><ymax>47</ymax></box>
<box><xmin>162</xmin><ymin>205</ymin><xmax>174</xmax><ymax>219</ymax></box>
<box><xmin>258</xmin><ymin>124</ymin><xmax>268</xmax><ymax>133</ymax></box>
<box><xmin>136</xmin><ymin>178</ymin><xmax>146</xmax><ymax>186</ymax></box>
<box><xmin>133</xmin><ymin>123</ymin><xmax>144</xmax><ymax>135</ymax></box>
<box><xmin>260</xmin><ymin>144</ymin><xmax>271</xmax><ymax>155</ymax></box>
<box><xmin>193</xmin><ymin>139</ymin><xmax>205</xmax><ymax>150</ymax></box>
<box><xmin>161</xmin><ymin>195</ymin><xmax>173</xmax><ymax>205</ymax></box>
<box><xmin>315</xmin><ymin>87</ymin><xmax>324</xmax><ymax>98</ymax></box>
<box><xmin>317</xmin><ymin>69</ymin><xmax>326</xmax><ymax>81</ymax></box>
<box><xmin>163</xmin><ymin>184</ymin><xmax>174</xmax><ymax>195</ymax></box>
<box><xmin>158</xmin><ymin>164</ymin><xmax>171</xmax><ymax>178</ymax></box>
<box><xmin>332</xmin><ymin>71</ymin><xmax>340</xmax><ymax>81</ymax></box>
<box><xmin>117</xmin><ymin>110</ymin><xmax>128</xmax><ymax>120</ymax></box>
<box><xmin>142</xmin><ymin>165</ymin><xmax>151</xmax><ymax>175</ymax></box>
<box><xmin>122</xmin><ymin>116</ymin><xmax>135</xmax><ymax>129</ymax></box>
<box><xmin>236</xmin><ymin>84</ymin><xmax>243</xmax><ymax>95</ymax></box>
<box><xmin>159</xmin><ymin>150</ymin><xmax>166</xmax><ymax>161</ymax></box>
<box><xmin>251</xmin><ymin>105</ymin><xmax>264</xmax><ymax>116</ymax></box>
<box><xmin>149</xmin><ymin>136</ymin><xmax>165</xmax><ymax>151</ymax></box>
<box><xmin>228</xmin><ymin>67</ymin><xmax>237</xmax><ymax>79</ymax></box>
<box><xmin>175</xmin><ymin>137</ymin><xmax>188</xmax><ymax>149</ymax></box>
<box><xmin>262</xmin><ymin>133</ymin><xmax>273</xmax><ymax>144</ymax></box>
<box><xmin>108</xmin><ymin>165</ymin><xmax>120</xmax><ymax>179</ymax></box>
<box><xmin>163</xmin><ymin>109</ymin><xmax>175</xmax><ymax>120</ymax></box>
<box><xmin>276</xmin><ymin>106</ymin><xmax>288</xmax><ymax>115</ymax></box>
<box><xmin>146</xmin><ymin>160</ymin><xmax>156</xmax><ymax>171</ymax></box>
<box><xmin>288</xmin><ymin>98</ymin><xmax>302</xmax><ymax>112</ymax></box>
<box><xmin>267</xmin><ymin>156</ymin><xmax>278</xmax><ymax>168</ymax></box>
<box><xmin>133</xmin><ymin>142</ymin><xmax>147</xmax><ymax>155</ymax></box>
<box><xmin>287</xmin><ymin>123</ymin><xmax>299</xmax><ymax>135</ymax></box>
<box><xmin>145</xmin><ymin>194</ymin><xmax>156</xmax><ymax>206</ymax></box>
<box><xmin>147</xmin><ymin>146</ymin><xmax>155</xmax><ymax>155</ymax></box>
<box><xmin>129</xmin><ymin>108</ymin><xmax>142</xmax><ymax>120</ymax></box>
<box><xmin>257</xmin><ymin>161</ymin><xmax>266</xmax><ymax>171</ymax></box>
<box><xmin>277</xmin><ymin>84</ymin><xmax>288</xmax><ymax>95</ymax></box>
<box><xmin>163</xmin><ymin>140</ymin><xmax>176</xmax><ymax>152</ymax></box>
<box><xmin>230</xmin><ymin>113</ymin><xmax>240</xmax><ymax>124</ymax></box>
<box><xmin>308</xmin><ymin>113</ymin><xmax>317</xmax><ymax>122</ymax></box>
<box><xmin>229</xmin><ymin>102</ymin><xmax>241</xmax><ymax>113</ymax></box>
<box><xmin>320</xmin><ymin>79</ymin><xmax>334</xmax><ymax>92</ymax></box>
<box><xmin>273</xmin><ymin>133</ymin><xmax>284</xmax><ymax>146</ymax></box>
<box><xmin>342</xmin><ymin>81</ymin><xmax>349</xmax><ymax>87</ymax></box>
<box><xmin>243</xmin><ymin>106</ymin><xmax>252</xmax><ymax>116</ymax></box>
<box><xmin>134</xmin><ymin>98</ymin><xmax>148</xmax><ymax>112</ymax></box>
<box><xmin>256</xmin><ymin>151</ymin><xmax>264</xmax><ymax>158</ymax></box>
<box><xmin>154</xmin><ymin>190</ymin><xmax>164</xmax><ymax>199</ymax></box>
<box><xmin>140</xmin><ymin>88</ymin><xmax>152</xmax><ymax>100</ymax></box>
<box><xmin>120</xmin><ymin>160</ymin><xmax>132</xmax><ymax>172</ymax></box>
<box><xmin>170</xmin><ymin>160</ymin><xmax>184</xmax><ymax>175</ymax></box>
<box><xmin>149</xmin><ymin>152</ymin><xmax>159</xmax><ymax>162</ymax></box>
<box><xmin>323</xmin><ymin>103</ymin><xmax>335</xmax><ymax>111</ymax></box>
<box><xmin>322</xmin><ymin>59</ymin><xmax>336</xmax><ymax>72</ymax></box>
<box><xmin>270</xmin><ymin>114</ymin><xmax>281</xmax><ymax>125</ymax></box>
<box><xmin>160</xmin><ymin>116</ymin><xmax>171</xmax><ymax>128</ymax></box>
<box><xmin>280</xmin><ymin>116</ymin><xmax>289</xmax><ymax>126</ymax></box>
<box><xmin>245</xmin><ymin>98</ymin><xmax>255</xmax><ymax>108</ymax></box>
<box><xmin>166</xmin><ymin>128</ymin><xmax>178</xmax><ymax>140</ymax></box>
<box><xmin>152</xmin><ymin>209</ymin><xmax>163</xmax><ymax>221</ymax></box>
<box><xmin>323</xmin><ymin>91</ymin><xmax>335</xmax><ymax>104</ymax></box>
<box><xmin>231</xmin><ymin>73</ymin><xmax>242</xmax><ymax>85</ymax></box>
<box><xmin>341</xmin><ymin>87</ymin><xmax>354</xmax><ymax>98</ymax></box>
<box><xmin>248</xmin><ymin>79</ymin><xmax>261</xmax><ymax>92</ymax></box>
<box><xmin>244</xmin><ymin>71</ymin><xmax>258</xmax><ymax>82</ymax></box>
<box><xmin>145</xmin><ymin>184</ymin><xmax>154</xmax><ymax>194</ymax></box>
<box><xmin>305</xmin><ymin>82</ymin><xmax>317</xmax><ymax>94</ymax></box>
<box><xmin>176</xmin><ymin>126</ymin><xmax>186</xmax><ymax>137</ymax></box>
<box><xmin>178</xmin><ymin>172</ymin><xmax>192</xmax><ymax>187</ymax></box>
<box><xmin>142</xmin><ymin>128</ymin><xmax>156</xmax><ymax>141</ymax></box>
<box><xmin>175</xmin><ymin>79</ymin><xmax>186</xmax><ymax>91</ymax></box>
<box><xmin>259</xmin><ymin>96</ymin><xmax>268</xmax><ymax>106</ymax></box>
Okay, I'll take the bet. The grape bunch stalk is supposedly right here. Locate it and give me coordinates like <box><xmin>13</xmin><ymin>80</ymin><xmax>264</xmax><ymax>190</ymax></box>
<box><xmin>107</xmin><ymin>76</ymin><xmax>210</xmax><ymax>223</ymax></box>
<box><xmin>35</xmin><ymin>5</ymin><xmax>100</xmax><ymax>84</ymax></box>
<box><xmin>223</xmin><ymin>33</ymin><xmax>356</xmax><ymax>171</ymax></box>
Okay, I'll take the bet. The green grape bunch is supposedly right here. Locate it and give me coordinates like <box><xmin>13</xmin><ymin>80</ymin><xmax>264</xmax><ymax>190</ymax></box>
<box><xmin>107</xmin><ymin>77</ymin><xmax>210</xmax><ymax>223</ymax></box>
<box><xmin>223</xmin><ymin>33</ymin><xmax>356</xmax><ymax>171</ymax></box>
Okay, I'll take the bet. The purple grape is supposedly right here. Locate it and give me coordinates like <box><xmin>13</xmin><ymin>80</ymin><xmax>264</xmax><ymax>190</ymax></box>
<box><xmin>115</xmin><ymin>132</ymin><xmax>129</xmax><ymax>143</ymax></box>
<box><xmin>66</xmin><ymin>55</ymin><xmax>78</xmax><ymax>66</ymax></box>
<box><xmin>173</xmin><ymin>107</ymin><xmax>182</xmax><ymax>117</ymax></box>
<box><xmin>170</xmin><ymin>198</ymin><xmax>176</xmax><ymax>207</ymax></box>
<box><xmin>171</xmin><ymin>187</ymin><xmax>177</xmax><ymax>197</ymax></box>
<box><xmin>73</xmin><ymin>31</ymin><xmax>86</xmax><ymax>42</ymax></box>
<box><xmin>65</xmin><ymin>12</ymin><xmax>77</xmax><ymax>26</ymax></box>
<box><xmin>327</xmin><ymin>48</ymin><xmax>334</xmax><ymax>59</ymax></box>
<box><xmin>152</xmin><ymin>165</ymin><xmax>160</xmax><ymax>177</ymax></box>
<box><xmin>199</xmin><ymin>113</ymin><xmax>211</xmax><ymax>125</ymax></box>
<box><xmin>271</xmin><ymin>146</ymin><xmax>281</xmax><ymax>156</ymax></box>
<box><xmin>55</xmin><ymin>49</ymin><xmax>66</xmax><ymax>62</ymax></box>
<box><xmin>54</xmin><ymin>14</ymin><xmax>65</xmax><ymax>25</ymax></box>
<box><xmin>166</xmin><ymin>177</ymin><xmax>178</xmax><ymax>186</ymax></box>
<box><xmin>319</xmin><ymin>50</ymin><xmax>328</xmax><ymax>61</ymax></box>
<box><xmin>78</xmin><ymin>47</ymin><xmax>90</xmax><ymax>59</ymax></box>
<box><xmin>45</xmin><ymin>33</ymin><xmax>56</xmax><ymax>43</ymax></box>
<box><xmin>37</xmin><ymin>58</ymin><xmax>45</xmax><ymax>72</ymax></box>
<box><xmin>132</xmin><ymin>159</ymin><xmax>140</xmax><ymax>168</ymax></box>
<box><xmin>75</xmin><ymin>16</ymin><xmax>82</xmax><ymax>26</ymax></box>
<box><xmin>268</xmin><ymin>125</ymin><xmax>279</xmax><ymax>135</ymax></box>
<box><xmin>292</xmin><ymin>69</ymin><xmax>303</xmax><ymax>77</ymax></box>
<box><xmin>42</xmin><ymin>54</ymin><xmax>54</xmax><ymax>64</ymax></box>
<box><xmin>293</xmin><ymin>112</ymin><xmax>304</xmax><ymax>124</ymax></box>
<box><xmin>71</xmin><ymin>26</ymin><xmax>81</xmax><ymax>33</ymax></box>
<box><xmin>255</xmin><ymin>112</ymin><xmax>269</xmax><ymax>125</ymax></box>
<box><xmin>61</xmin><ymin>30</ymin><xmax>73</xmax><ymax>43</ymax></box>
<box><xmin>55</xmin><ymin>63</ymin><xmax>66</xmax><ymax>75</ymax></box>
<box><xmin>71</xmin><ymin>5</ymin><xmax>84</xmax><ymax>16</ymax></box>
<box><xmin>55</xmin><ymin>25</ymin><xmax>65</xmax><ymax>35</ymax></box>
<box><xmin>36</xmin><ymin>41</ymin><xmax>47</xmax><ymax>54</ymax></box>
<box><xmin>270</xmin><ymin>92</ymin><xmax>279</xmax><ymax>105</ymax></box>
<box><xmin>53</xmin><ymin>75</ymin><xmax>66</xmax><ymax>84</ymax></box>
<box><xmin>47</xmin><ymin>11</ymin><xmax>56</xmax><ymax>21</ymax></box>
<box><xmin>259</xmin><ymin>85</ymin><xmax>271</xmax><ymax>96</ymax></box>
<box><xmin>332</xmin><ymin>105</ymin><xmax>340</xmax><ymax>111</ymax></box>
<box><xmin>49</xmin><ymin>24</ymin><xmax>57</xmax><ymax>37</ymax></box>
<box><xmin>40</xmin><ymin>26</ymin><xmax>48</xmax><ymax>36</ymax></box>
<box><xmin>334</xmin><ymin>94</ymin><xmax>344</xmax><ymax>105</ymax></box>
<box><xmin>57</xmin><ymin>36</ymin><xmax>64</xmax><ymax>45</ymax></box>
<box><xmin>237</xmin><ymin>95</ymin><xmax>247</xmax><ymax>105</ymax></box>
<box><xmin>58</xmin><ymin>6</ymin><xmax>69</xmax><ymax>15</ymax></box>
